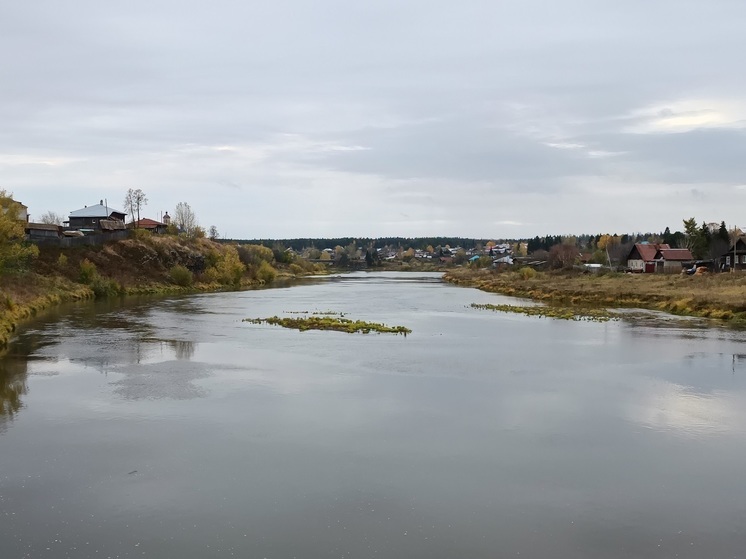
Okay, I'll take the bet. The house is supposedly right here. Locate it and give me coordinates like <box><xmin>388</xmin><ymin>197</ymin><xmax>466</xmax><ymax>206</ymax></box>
<box><xmin>1</xmin><ymin>197</ymin><xmax>28</xmax><ymax>222</ymax></box>
<box><xmin>67</xmin><ymin>200</ymin><xmax>126</xmax><ymax>232</ymax></box>
<box><xmin>653</xmin><ymin>248</ymin><xmax>693</xmax><ymax>273</ymax></box>
<box><xmin>25</xmin><ymin>223</ymin><xmax>62</xmax><ymax>240</ymax></box>
<box><xmin>625</xmin><ymin>243</ymin><xmax>670</xmax><ymax>273</ymax></box>
<box><xmin>720</xmin><ymin>237</ymin><xmax>746</xmax><ymax>271</ymax></box>
<box><xmin>128</xmin><ymin>218</ymin><xmax>168</xmax><ymax>234</ymax></box>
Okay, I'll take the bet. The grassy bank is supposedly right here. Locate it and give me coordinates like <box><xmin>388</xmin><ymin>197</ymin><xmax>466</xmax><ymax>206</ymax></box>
<box><xmin>0</xmin><ymin>233</ymin><xmax>327</xmax><ymax>349</ymax></box>
<box><xmin>444</xmin><ymin>268</ymin><xmax>746</xmax><ymax>323</ymax></box>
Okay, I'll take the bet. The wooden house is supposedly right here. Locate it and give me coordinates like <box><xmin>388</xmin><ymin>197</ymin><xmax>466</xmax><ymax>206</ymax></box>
<box><xmin>128</xmin><ymin>218</ymin><xmax>168</xmax><ymax>234</ymax></box>
<box><xmin>720</xmin><ymin>237</ymin><xmax>746</xmax><ymax>271</ymax></box>
<box><xmin>67</xmin><ymin>201</ymin><xmax>126</xmax><ymax>233</ymax></box>
<box><xmin>625</xmin><ymin>243</ymin><xmax>670</xmax><ymax>273</ymax></box>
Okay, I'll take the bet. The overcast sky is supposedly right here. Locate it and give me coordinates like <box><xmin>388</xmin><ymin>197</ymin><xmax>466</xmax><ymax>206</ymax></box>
<box><xmin>1</xmin><ymin>0</ymin><xmax>745</xmax><ymax>239</ymax></box>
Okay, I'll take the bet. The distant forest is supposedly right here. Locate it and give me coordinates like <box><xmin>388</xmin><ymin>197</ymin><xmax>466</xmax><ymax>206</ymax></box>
<box><xmin>228</xmin><ymin>219</ymin><xmax>735</xmax><ymax>261</ymax></box>
<box><xmin>229</xmin><ymin>237</ymin><xmax>493</xmax><ymax>251</ymax></box>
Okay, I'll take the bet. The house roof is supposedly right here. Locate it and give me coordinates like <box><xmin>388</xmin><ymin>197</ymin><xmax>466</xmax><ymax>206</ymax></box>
<box><xmin>631</xmin><ymin>243</ymin><xmax>670</xmax><ymax>262</ymax></box>
<box><xmin>100</xmin><ymin>219</ymin><xmax>126</xmax><ymax>231</ymax></box>
<box><xmin>69</xmin><ymin>203</ymin><xmax>125</xmax><ymax>218</ymax></box>
<box><xmin>657</xmin><ymin>248</ymin><xmax>693</xmax><ymax>261</ymax></box>
<box><xmin>26</xmin><ymin>223</ymin><xmax>61</xmax><ymax>231</ymax></box>
<box><xmin>129</xmin><ymin>218</ymin><xmax>165</xmax><ymax>228</ymax></box>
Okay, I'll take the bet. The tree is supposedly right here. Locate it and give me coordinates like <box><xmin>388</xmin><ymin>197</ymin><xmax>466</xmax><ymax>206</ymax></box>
<box><xmin>38</xmin><ymin>211</ymin><xmax>64</xmax><ymax>225</ymax></box>
<box><xmin>718</xmin><ymin>221</ymin><xmax>730</xmax><ymax>244</ymax></box>
<box><xmin>208</xmin><ymin>225</ymin><xmax>219</xmax><ymax>240</ymax></box>
<box><xmin>173</xmin><ymin>202</ymin><xmax>198</xmax><ymax>237</ymax></box>
<box><xmin>0</xmin><ymin>191</ymin><xmax>39</xmax><ymax>274</ymax></box>
<box><xmin>124</xmin><ymin>188</ymin><xmax>148</xmax><ymax>226</ymax></box>
<box><xmin>547</xmin><ymin>244</ymin><xmax>579</xmax><ymax>269</ymax></box>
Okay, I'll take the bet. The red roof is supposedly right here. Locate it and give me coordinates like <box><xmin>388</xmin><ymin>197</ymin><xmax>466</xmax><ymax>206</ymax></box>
<box><xmin>656</xmin><ymin>248</ymin><xmax>693</xmax><ymax>261</ymax></box>
<box><xmin>131</xmin><ymin>218</ymin><xmax>165</xmax><ymax>229</ymax></box>
<box><xmin>632</xmin><ymin>243</ymin><xmax>670</xmax><ymax>262</ymax></box>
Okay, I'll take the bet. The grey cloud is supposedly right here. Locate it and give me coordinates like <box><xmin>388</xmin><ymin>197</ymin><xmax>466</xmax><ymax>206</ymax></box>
<box><xmin>2</xmin><ymin>0</ymin><xmax>746</xmax><ymax>236</ymax></box>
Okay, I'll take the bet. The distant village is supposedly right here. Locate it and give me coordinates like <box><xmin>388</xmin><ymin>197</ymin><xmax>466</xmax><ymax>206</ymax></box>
<box><xmin>8</xmin><ymin>194</ymin><xmax>746</xmax><ymax>274</ymax></box>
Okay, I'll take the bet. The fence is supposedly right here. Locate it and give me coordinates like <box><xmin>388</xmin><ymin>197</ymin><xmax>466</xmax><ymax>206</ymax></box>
<box><xmin>29</xmin><ymin>230</ymin><xmax>130</xmax><ymax>247</ymax></box>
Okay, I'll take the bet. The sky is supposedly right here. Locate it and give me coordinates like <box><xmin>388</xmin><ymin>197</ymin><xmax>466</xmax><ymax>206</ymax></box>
<box><xmin>1</xmin><ymin>0</ymin><xmax>745</xmax><ymax>239</ymax></box>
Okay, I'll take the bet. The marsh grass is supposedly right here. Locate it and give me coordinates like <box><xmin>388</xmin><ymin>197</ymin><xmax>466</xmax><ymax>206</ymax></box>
<box><xmin>446</xmin><ymin>269</ymin><xmax>746</xmax><ymax>324</ymax></box>
<box><xmin>244</xmin><ymin>315</ymin><xmax>411</xmax><ymax>335</ymax></box>
<box><xmin>471</xmin><ymin>303</ymin><xmax>618</xmax><ymax>322</ymax></box>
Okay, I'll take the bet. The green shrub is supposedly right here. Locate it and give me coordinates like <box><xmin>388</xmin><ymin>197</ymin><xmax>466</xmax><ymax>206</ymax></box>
<box><xmin>289</xmin><ymin>263</ymin><xmax>304</xmax><ymax>275</ymax></box>
<box><xmin>201</xmin><ymin>266</ymin><xmax>220</xmax><ymax>284</ymax></box>
<box><xmin>79</xmin><ymin>259</ymin><xmax>98</xmax><ymax>284</ymax></box>
<box><xmin>212</xmin><ymin>246</ymin><xmax>245</xmax><ymax>287</ymax></box>
<box><xmin>518</xmin><ymin>267</ymin><xmax>537</xmax><ymax>280</ymax></box>
<box><xmin>56</xmin><ymin>253</ymin><xmax>68</xmax><ymax>268</ymax></box>
<box><xmin>169</xmin><ymin>265</ymin><xmax>194</xmax><ymax>287</ymax></box>
<box><xmin>90</xmin><ymin>277</ymin><xmax>123</xmax><ymax>299</ymax></box>
<box><xmin>257</xmin><ymin>261</ymin><xmax>277</xmax><ymax>284</ymax></box>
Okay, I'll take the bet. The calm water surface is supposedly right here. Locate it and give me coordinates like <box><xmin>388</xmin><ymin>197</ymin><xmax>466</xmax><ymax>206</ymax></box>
<box><xmin>1</xmin><ymin>272</ymin><xmax>746</xmax><ymax>558</ymax></box>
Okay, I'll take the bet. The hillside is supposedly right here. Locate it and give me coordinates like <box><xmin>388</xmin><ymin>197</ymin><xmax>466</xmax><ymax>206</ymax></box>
<box><xmin>0</xmin><ymin>233</ymin><xmax>325</xmax><ymax>348</ymax></box>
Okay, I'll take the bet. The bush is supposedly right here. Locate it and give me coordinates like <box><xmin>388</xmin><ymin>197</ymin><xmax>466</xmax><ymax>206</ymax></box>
<box><xmin>257</xmin><ymin>261</ymin><xmax>277</xmax><ymax>284</ymax></box>
<box><xmin>130</xmin><ymin>228</ymin><xmax>152</xmax><ymax>242</ymax></box>
<box><xmin>215</xmin><ymin>247</ymin><xmax>245</xmax><ymax>287</ymax></box>
<box><xmin>289</xmin><ymin>263</ymin><xmax>304</xmax><ymax>275</ymax></box>
<box><xmin>79</xmin><ymin>259</ymin><xmax>98</xmax><ymax>284</ymax></box>
<box><xmin>169</xmin><ymin>265</ymin><xmax>194</xmax><ymax>287</ymax></box>
<box><xmin>201</xmin><ymin>266</ymin><xmax>220</xmax><ymax>284</ymax></box>
<box><xmin>237</xmin><ymin>244</ymin><xmax>274</xmax><ymax>267</ymax></box>
<box><xmin>90</xmin><ymin>277</ymin><xmax>123</xmax><ymax>299</ymax></box>
<box><xmin>518</xmin><ymin>267</ymin><xmax>537</xmax><ymax>280</ymax></box>
<box><xmin>56</xmin><ymin>253</ymin><xmax>68</xmax><ymax>268</ymax></box>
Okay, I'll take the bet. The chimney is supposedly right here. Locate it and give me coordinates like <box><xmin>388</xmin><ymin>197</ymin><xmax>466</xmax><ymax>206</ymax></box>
<box><xmin>100</xmin><ymin>199</ymin><xmax>103</xmax><ymax>205</ymax></box>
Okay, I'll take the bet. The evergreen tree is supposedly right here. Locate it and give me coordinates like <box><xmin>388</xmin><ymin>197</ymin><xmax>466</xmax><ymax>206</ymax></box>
<box><xmin>718</xmin><ymin>221</ymin><xmax>730</xmax><ymax>244</ymax></box>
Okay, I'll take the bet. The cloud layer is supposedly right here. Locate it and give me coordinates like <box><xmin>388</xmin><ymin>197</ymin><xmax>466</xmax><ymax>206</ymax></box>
<box><xmin>2</xmin><ymin>0</ymin><xmax>745</xmax><ymax>237</ymax></box>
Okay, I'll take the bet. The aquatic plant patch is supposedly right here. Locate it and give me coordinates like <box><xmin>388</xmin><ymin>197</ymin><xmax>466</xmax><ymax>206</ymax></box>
<box><xmin>244</xmin><ymin>315</ymin><xmax>411</xmax><ymax>335</ymax></box>
<box><xmin>470</xmin><ymin>303</ymin><xmax>618</xmax><ymax>322</ymax></box>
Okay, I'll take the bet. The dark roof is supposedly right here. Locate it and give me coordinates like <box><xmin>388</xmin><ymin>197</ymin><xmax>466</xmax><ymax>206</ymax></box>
<box><xmin>657</xmin><ymin>248</ymin><xmax>693</xmax><ymax>261</ymax></box>
<box><xmin>26</xmin><ymin>223</ymin><xmax>61</xmax><ymax>231</ymax></box>
<box><xmin>100</xmin><ymin>219</ymin><xmax>126</xmax><ymax>231</ymax></box>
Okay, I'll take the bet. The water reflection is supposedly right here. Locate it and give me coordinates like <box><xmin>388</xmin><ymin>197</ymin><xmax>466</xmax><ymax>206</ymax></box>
<box><xmin>632</xmin><ymin>383</ymin><xmax>741</xmax><ymax>437</ymax></box>
<box><xmin>0</xmin><ymin>356</ymin><xmax>27</xmax><ymax>422</ymax></box>
<box><xmin>0</xmin><ymin>330</ymin><xmax>61</xmax><ymax>426</ymax></box>
<box><xmin>3</xmin><ymin>273</ymin><xmax>746</xmax><ymax>559</ymax></box>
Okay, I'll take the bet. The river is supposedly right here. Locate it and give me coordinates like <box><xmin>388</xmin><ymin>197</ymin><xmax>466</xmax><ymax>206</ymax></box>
<box><xmin>1</xmin><ymin>271</ymin><xmax>745</xmax><ymax>558</ymax></box>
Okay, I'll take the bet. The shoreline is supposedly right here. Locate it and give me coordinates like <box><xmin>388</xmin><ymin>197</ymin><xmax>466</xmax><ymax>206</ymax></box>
<box><xmin>443</xmin><ymin>268</ymin><xmax>746</xmax><ymax>324</ymax></box>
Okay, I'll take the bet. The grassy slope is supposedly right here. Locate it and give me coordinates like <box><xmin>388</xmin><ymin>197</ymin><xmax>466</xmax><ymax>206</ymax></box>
<box><xmin>444</xmin><ymin>268</ymin><xmax>746</xmax><ymax>322</ymax></box>
<box><xmin>0</xmin><ymin>235</ymin><xmax>307</xmax><ymax>348</ymax></box>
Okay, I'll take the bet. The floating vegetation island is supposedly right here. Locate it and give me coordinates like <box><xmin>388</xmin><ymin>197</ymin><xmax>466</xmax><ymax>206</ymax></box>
<box><xmin>471</xmin><ymin>303</ymin><xmax>619</xmax><ymax>322</ymax></box>
<box><xmin>245</xmin><ymin>315</ymin><xmax>411</xmax><ymax>335</ymax></box>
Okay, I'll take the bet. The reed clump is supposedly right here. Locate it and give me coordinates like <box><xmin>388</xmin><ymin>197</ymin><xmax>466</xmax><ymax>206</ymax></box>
<box><xmin>244</xmin><ymin>315</ymin><xmax>411</xmax><ymax>335</ymax></box>
<box><xmin>471</xmin><ymin>303</ymin><xmax>618</xmax><ymax>322</ymax></box>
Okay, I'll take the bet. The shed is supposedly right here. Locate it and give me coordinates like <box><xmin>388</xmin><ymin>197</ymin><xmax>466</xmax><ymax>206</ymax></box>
<box><xmin>654</xmin><ymin>248</ymin><xmax>693</xmax><ymax>273</ymax></box>
<box><xmin>25</xmin><ymin>223</ymin><xmax>62</xmax><ymax>239</ymax></box>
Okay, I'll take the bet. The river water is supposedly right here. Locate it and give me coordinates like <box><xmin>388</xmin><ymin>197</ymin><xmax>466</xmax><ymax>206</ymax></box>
<box><xmin>1</xmin><ymin>272</ymin><xmax>745</xmax><ymax>558</ymax></box>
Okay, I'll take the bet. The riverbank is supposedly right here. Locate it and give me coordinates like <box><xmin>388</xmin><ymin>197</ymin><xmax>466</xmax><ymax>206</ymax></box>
<box><xmin>0</xmin><ymin>234</ymin><xmax>327</xmax><ymax>349</ymax></box>
<box><xmin>444</xmin><ymin>268</ymin><xmax>746</xmax><ymax>323</ymax></box>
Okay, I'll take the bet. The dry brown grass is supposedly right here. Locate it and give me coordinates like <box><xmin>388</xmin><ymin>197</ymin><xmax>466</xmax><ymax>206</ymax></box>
<box><xmin>444</xmin><ymin>268</ymin><xmax>746</xmax><ymax>323</ymax></box>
